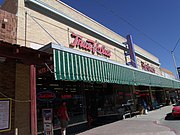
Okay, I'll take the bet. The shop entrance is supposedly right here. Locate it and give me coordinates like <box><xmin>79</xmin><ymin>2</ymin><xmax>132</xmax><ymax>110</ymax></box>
<box><xmin>84</xmin><ymin>83</ymin><xmax>98</xmax><ymax>127</ymax></box>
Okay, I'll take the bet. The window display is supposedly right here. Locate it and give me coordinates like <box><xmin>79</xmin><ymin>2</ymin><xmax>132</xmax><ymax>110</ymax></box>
<box><xmin>93</xmin><ymin>84</ymin><xmax>132</xmax><ymax>117</ymax></box>
<box><xmin>36</xmin><ymin>80</ymin><xmax>86</xmax><ymax>133</ymax></box>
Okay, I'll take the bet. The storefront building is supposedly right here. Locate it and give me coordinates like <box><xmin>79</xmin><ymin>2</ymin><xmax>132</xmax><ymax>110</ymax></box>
<box><xmin>1</xmin><ymin>0</ymin><xmax>180</xmax><ymax>134</ymax></box>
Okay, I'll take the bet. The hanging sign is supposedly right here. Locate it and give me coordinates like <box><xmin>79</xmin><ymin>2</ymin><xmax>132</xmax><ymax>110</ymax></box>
<box><xmin>37</xmin><ymin>91</ymin><xmax>56</xmax><ymax>101</ymax></box>
<box><xmin>70</xmin><ymin>32</ymin><xmax>111</xmax><ymax>57</ymax></box>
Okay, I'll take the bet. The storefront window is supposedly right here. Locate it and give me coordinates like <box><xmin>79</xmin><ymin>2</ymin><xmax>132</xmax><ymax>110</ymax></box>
<box><xmin>36</xmin><ymin>80</ymin><xmax>86</xmax><ymax>133</ymax></box>
<box><xmin>152</xmin><ymin>88</ymin><xmax>166</xmax><ymax>107</ymax></box>
<box><xmin>94</xmin><ymin>84</ymin><xmax>132</xmax><ymax>116</ymax></box>
<box><xmin>101</xmin><ymin>94</ymin><xmax>116</xmax><ymax>115</ymax></box>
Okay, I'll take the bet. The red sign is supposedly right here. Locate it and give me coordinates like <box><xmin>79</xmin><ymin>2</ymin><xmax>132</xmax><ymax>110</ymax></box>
<box><xmin>70</xmin><ymin>33</ymin><xmax>111</xmax><ymax>57</ymax></box>
<box><xmin>125</xmin><ymin>93</ymin><xmax>131</xmax><ymax>96</ymax></box>
<box><xmin>37</xmin><ymin>65</ymin><xmax>54</xmax><ymax>75</ymax></box>
<box><xmin>37</xmin><ymin>91</ymin><xmax>56</xmax><ymax>101</ymax></box>
<box><xmin>135</xmin><ymin>92</ymin><xmax>139</xmax><ymax>95</ymax></box>
<box><xmin>118</xmin><ymin>92</ymin><xmax>123</xmax><ymax>95</ymax></box>
<box><xmin>140</xmin><ymin>93</ymin><xmax>150</xmax><ymax>96</ymax></box>
<box><xmin>61</xmin><ymin>95</ymin><xmax>72</xmax><ymax>99</ymax></box>
<box><xmin>141</xmin><ymin>62</ymin><xmax>155</xmax><ymax>73</ymax></box>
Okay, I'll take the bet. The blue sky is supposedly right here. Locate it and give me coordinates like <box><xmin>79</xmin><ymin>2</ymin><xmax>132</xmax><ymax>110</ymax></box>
<box><xmin>0</xmin><ymin>0</ymin><xmax>3</xmax><ymax>5</ymax></box>
<box><xmin>59</xmin><ymin>0</ymin><xmax>180</xmax><ymax>77</ymax></box>
<box><xmin>1</xmin><ymin>0</ymin><xmax>180</xmax><ymax>76</ymax></box>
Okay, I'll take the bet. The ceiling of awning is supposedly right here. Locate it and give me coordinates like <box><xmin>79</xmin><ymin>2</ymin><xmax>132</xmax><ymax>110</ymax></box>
<box><xmin>0</xmin><ymin>41</ymin><xmax>52</xmax><ymax>65</ymax></box>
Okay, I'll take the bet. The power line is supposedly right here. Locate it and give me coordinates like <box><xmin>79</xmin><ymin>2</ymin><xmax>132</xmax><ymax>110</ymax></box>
<box><xmin>92</xmin><ymin>0</ymin><xmax>180</xmax><ymax>76</ymax></box>
<box><xmin>93</xmin><ymin>0</ymin><xmax>170</xmax><ymax>53</ymax></box>
<box><xmin>171</xmin><ymin>37</ymin><xmax>180</xmax><ymax>78</ymax></box>
<box><xmin>17</xmin><ymin>11</ymin><xmax>162</xmax><ymax>75</ymax></box>
<box><xmin>172</xmin><ymin>37</ymin><xmax>180</xmax><ymax>53</ymax></box>
<box><xmin>25</xmin><ymin>11</ymin><xmax>167</xmax><ymax>69</ymax></box>
<box><xmin>26</xmin><ymin>12</ymin><xmax>163</xmax><ymax>74</ymax></box>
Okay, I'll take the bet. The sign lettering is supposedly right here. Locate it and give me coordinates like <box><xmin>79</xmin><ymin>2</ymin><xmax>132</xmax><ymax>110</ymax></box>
<box><xmin>70</xmin><ymin>33</ymin><xmax>111</xmax><ymax>57</ymax></box>
<box><xmin>37</xmin><ymin>91</ymin><xmax>56</xmax><ymax>101</ymax></box>
<box><xmin>61</xmin><ymin>95</ymin><xmax>72</xmax><ymax>99</ymax></box>
<box><xmin>141</xmin><ymin>62</ymin><xmax>155</xmax><ymax>73</ymax></box>
<box><xmin>37</xmin><ymin>65</ymin><xmax>53</xmax><ymax>75</ymax></box>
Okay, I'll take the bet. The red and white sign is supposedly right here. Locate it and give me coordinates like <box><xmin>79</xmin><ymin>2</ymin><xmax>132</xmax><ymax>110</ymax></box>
<box><xmin>37</xmin><ymin>91</ymin><xmax>56</xmax><ymax>101</ymax></box>
<box><xmin>70</xmin><ymin>33</ymin><xmax>111</xmax><ymax>57</ymax></box>
<box><xmin>141</xmin><ymin>62</ymin><xmax>155</xmax><ymax>73</ymax></box>
<box><xmin>37</xmin><ymin>65</ymin><xmax>53</xmax><ymax>75</ymax></box>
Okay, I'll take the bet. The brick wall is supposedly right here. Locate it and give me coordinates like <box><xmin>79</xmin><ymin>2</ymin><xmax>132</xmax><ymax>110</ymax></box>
<box><xmin>0</xmin><ymin>9</ymin><xmax>17</xmax><ymax>44</ymax></box>
<box><xmin>0</xmin><ymin>61</ymin><xmax>16</xmax><ymax>135</ymax></box>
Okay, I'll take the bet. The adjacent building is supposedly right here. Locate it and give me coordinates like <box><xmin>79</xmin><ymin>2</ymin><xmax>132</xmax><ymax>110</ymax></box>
<box><xmin>161</xmin><ymin>68</ymin><xmax>175</xmax><ymax>79</ymax></box>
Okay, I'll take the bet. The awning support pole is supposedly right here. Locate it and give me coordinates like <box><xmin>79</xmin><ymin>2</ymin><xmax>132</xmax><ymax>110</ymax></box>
<box><xmin>30</xmin><ymin>65</ymin><xmax>37</xmax><ymax>135</ymax></box>
<box><xmin>149</xmin><ymin>86</ymin><xmax>154</xmax><ymax>106</ymax></box>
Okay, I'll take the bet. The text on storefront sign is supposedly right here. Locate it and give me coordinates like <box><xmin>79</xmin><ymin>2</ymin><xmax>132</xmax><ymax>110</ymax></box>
<box><xmin>37</xmin><ymin>65</ymin><xmax>54</xmax><ymax>75</ymax></box>
<box><xmin>141</xmin><ymin>62</ymin><xmax>155</xmax><ymax>73</ymax></box>
<box><xmin>37</xmin><ymin>91</ymin><xmax>56</xmax><ymax>101</ymax></box>
<box><xmin>70</xmin><ymin>33</ymin><xmax>111</xmax><ymax>57</ymax></box>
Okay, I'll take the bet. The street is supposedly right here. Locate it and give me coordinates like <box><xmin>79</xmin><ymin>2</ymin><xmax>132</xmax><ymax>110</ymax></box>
<box><xmin>77</xmin><ymin>106</ymin><xmax>178</xmax><ymax>135</ymax></box>
<box><xmin>160</xmin><ymin>113</ymin><xmax>180</xmax><ymax>135</ymax></box>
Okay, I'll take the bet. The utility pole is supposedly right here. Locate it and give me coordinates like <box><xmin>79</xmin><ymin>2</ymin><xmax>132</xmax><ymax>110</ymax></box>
<box><xmin>171</xmin><ymin>38</ymin><xmax>180</xmax><ymax>79</ymax></box>
<box><xmin>171</xmin><ymin>51</ymin><xmax>179</xmax><ymax>79</ymax></box>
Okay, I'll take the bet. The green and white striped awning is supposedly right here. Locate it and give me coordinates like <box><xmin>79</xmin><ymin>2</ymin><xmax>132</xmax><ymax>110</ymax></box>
<box><xmin>53</xmin><ymin>49</ymin><xmax>180</xmax><ymax>88</ymax></box>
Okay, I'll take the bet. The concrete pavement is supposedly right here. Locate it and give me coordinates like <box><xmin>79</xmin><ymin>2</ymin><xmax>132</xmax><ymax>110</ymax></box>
<box><xmin>77</xmin><ymin>105</ymin><xmax>176</xmax><ymax>135</ymax></box>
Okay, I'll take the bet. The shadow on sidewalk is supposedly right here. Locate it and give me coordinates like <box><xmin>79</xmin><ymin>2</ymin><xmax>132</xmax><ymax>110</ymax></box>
<box><xmin>165</xmin><ymin>113</ymin><xmax>180</xmax><ymax>120</ymax></box>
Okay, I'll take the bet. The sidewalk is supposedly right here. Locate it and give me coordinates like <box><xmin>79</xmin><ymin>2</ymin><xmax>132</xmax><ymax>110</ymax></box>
<box><xmin>77</xmin><ymin>106</ymin><xmax>176</xmax><ymax>135</ymax></box>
